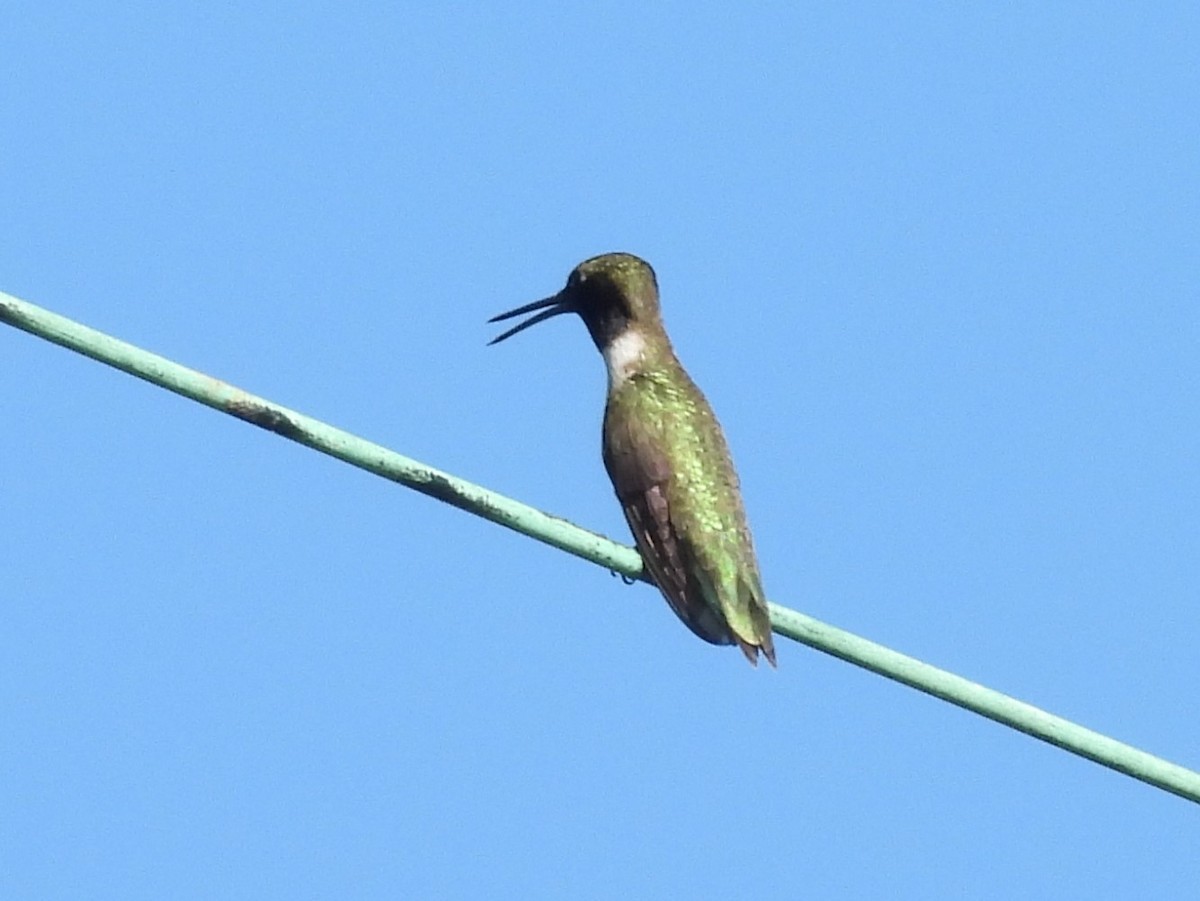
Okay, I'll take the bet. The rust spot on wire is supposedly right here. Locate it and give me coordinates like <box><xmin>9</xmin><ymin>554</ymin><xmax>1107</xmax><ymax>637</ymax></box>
<box><xmin>423</xmin><ymin>473</ymin><xmax>493</xmax><ymax>514</ymax></box>
<box><xmin>226</xmin><ymin>400</ymin><xmax>306</xmax><ymax>441</ymax></box>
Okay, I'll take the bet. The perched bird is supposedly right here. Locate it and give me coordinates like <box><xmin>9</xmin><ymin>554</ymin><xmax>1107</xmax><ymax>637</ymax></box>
<box><xmin>489</xmin><ymin>253</ymin><xmax>775</xmax><ymax>666</ymax></box>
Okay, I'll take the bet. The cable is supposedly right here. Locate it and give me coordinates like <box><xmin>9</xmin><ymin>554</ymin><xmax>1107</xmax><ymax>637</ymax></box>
<box><xmin>3</xmin><ymin>289</ymin><xmax>1197</xmax><ymax>804</ymax></box>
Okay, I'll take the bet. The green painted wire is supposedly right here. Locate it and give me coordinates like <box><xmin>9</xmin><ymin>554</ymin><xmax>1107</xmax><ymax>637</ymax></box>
<box><xmin>3</xmin><ymin>289</ymin><xmax>1198</xmax><ymax>805</ymax></box>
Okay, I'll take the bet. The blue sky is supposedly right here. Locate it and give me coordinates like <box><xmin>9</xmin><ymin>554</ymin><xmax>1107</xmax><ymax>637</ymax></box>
<box><xmin>3</xmin><ymin>3</ymin><xmax>1198</xmax><ymax>898</ymax></box>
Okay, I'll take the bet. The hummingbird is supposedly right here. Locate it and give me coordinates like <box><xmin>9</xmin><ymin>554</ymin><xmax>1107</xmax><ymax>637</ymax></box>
<box><xmin>489</xmin><ymin>253</ymin><xmax>776</xmax><ymax>666</ymax></box>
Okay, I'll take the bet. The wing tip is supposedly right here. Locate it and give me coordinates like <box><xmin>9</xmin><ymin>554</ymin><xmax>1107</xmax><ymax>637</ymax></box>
<box><xmin>736</xmin><ymin>635</ymin><xmax>778</xmax><ymax>669</ymax></box>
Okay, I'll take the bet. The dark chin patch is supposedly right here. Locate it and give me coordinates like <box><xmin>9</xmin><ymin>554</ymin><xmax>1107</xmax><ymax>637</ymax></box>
<box><xmin>581</xmin><ymin>305</ymin><xmax>629</xmax><ymax>351</ymax></box>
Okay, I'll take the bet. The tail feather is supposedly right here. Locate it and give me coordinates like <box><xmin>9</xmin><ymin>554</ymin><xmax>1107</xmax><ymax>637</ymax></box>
<box><xmin>735</xmin><ymin>634</ymin><xmax>777</xmax><ymax>668</ymax></box>
<box><xmin>732</xmin><ymin>573</ymin><xmax>777</xmax><ymax>668</ymax></box>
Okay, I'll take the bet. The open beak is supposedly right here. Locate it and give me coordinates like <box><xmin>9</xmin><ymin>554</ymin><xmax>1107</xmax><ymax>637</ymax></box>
<box><xmin>487</xmin><ymin>292</ymin><xmax>574</xmax><ymax>345</ymax></box>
